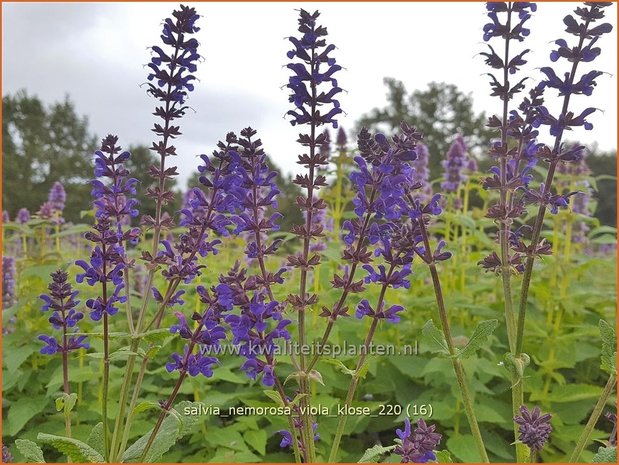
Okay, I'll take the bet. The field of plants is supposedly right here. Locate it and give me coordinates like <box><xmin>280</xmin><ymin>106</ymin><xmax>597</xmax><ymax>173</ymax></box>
<box><xmin>1</xmin><ymin>2</ymin><xmax>617</xmax><ymax>464</ymax></box>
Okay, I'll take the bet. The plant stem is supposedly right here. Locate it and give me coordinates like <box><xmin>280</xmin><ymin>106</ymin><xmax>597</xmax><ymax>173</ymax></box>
<box><xmin>328</xmin><ymin>317</ymin><xmax>379</xmax><ymax>463</ymax></box>
<box><xmin>329</xmin><ymin>263</ymin><xmax>395</xmax><ymax>462</ymax></box>
<box><xmin>100</xmin><ymin>244</ymin><xmax>110</xmax><ymax>461</ymax></box>
<box><xmin>62</xmin><ymin>326</ymin><xmax>72</xmax><ymax>440</ymax></box>
<box><xmin>568</xmin><ymin>374</ymin><xmax>616</xmax><ymax>462</ymax></box>
<box><xmin>417</xmin><ymin>216</ymin><xmax>489</xmax><ymax>462</ymax></box>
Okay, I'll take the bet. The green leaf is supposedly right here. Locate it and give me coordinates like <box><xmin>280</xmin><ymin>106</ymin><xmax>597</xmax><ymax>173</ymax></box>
<box><xmin>447</xmin><ymin>434</ymin><xmax>483</xmax><ymax>462</ymax></box>
<box><xmin>593</xmin><ymin>446</ymin><xmax>617</xmax><ymax>463</ymax></box>
<box><xmin>121</xmin><ymin>401</ymin><xmax>202</xmax><ymax>463</ymax></box>
<box><xmin>357</xmin><ymin>443</ymin><xmax>396</xmax><ymax>463</ymax></box>
<box><xmin>86</xmin><ymin>423</ymin><xmax>105</xmax><ymax>458</ymax></box>
<box><xmin>457</xmin><ymin>319</ymin><xmax>498</xmax><ymax>359</ymax></box>
<box><xmin>243</xmin><ymin>429</ymin><xmax>267</xmax><ymax>456</ymax></box>
<box><xmin>3</xmin><ymin>344</ymin><xmax>37</xmax><ymax>374</ymax></box>
<box><xmin>131</xmin><ymin>401</ymin><xmax>162</xmax><ymax>417</ymax></box>
<box><xmin>435</xmin><ymin>450</ymin><xmax>454</xmax><ymax>463</ymax></box>
<box><xmin>37</xmin><ymin>433</ymin><xmax>104</xmax><ymax>463</ymax></box>
<box><xmin>322</xmin><ymin>358</ymin><xmax>356</xmax><ymax>376</ymax></box>
<box><xmin>421</xmin><ymin>320</ymin><xmax>449</xmax><ymax>354</ymax></box>
<box><xmin>533</xmin><ymin>383</ymin><xmax>603</xmax><ymax>403</ymax></box>
<box><xmin>6</xmin><ymin>397</ymin><xmax>49</xmax><ymax>436</ymax></box>
<box><xmin>136</xmin><ymin>328</ymin><xmax>173</xmax><ymax>344</ymax></box>
<box><xmin>55</xmin><ymin>393</ymin><xmax>78</xmax><ymax>414</ymax></box>
<box><xmin>599</xmin><ymin>319</ymin><xmax>617</xmax><ymax>375</ymax></box>
<box><xmin>263</xmin><ymin>390</ymin><xmax>285</xmax><ymax>407</ymax></box>
<box><xmin>15</xmin><ymin>439</ymin><xmax>46</xmax><ymax>463</ymax></box>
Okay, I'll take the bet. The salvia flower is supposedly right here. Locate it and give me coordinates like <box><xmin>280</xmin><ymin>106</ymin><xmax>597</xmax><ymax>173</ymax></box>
<box><xmin>2</xmin><ymin>444</ymin><xmax>12</xmax><ymax>463</ymax></box>
<box><xmin>143</xmin><ymin>5</ymin><xmax>200</xmax><ymax>227</ymax></box>
<box><xmin>441</xmin><ymin>134</ymin><xmax>469</xmax><ymax>192</ymax></box>
<box><xmin>221</xmin><ymin>264</ymin><xmax>290</xmax><ymax>386</ymax></box>
<box><xmin>410</xmin><ymin>143</ymin><xmax>432</xmax><ymax>203</ymax></box>
<box><xmin>514</xmin><ymin>405</ymin><xmax>553</xmax><ymax>452</ymax></box>
<box><xmin>16</xmin><ymin>208</ymin><xmax>30</xmax><ymax>224</ymax></box>
<box><xmin>394</xmin><ymin>418</ymin><xmax>442</xmax><ymax>463</ymax></box>
<box><xmin>48</xmin><ymin>181</ymin><xmax>66</xmax><ymax>211</ymax></box>
<box><xmin>2</xmin><ymin>257</ymin><xmax>16</xmax><ymax>309</ymax></box>
<box><xmin>165</xmin><ymin>283</ymin><xmax>233</xmax><ymax>378</ymax></box>
<box><xmin>76</xmin><ymin>216</ymin><xmax>127</xmax><ymax>321</ymax></box>
<box><xmin>2</xmin><ymin>210</ymin><xmax>9</xmax><ymax>223</ymax></box>
<box><xmin>91</xmin><ymin>135</ymin><xmax>140</xmax><ymax>239</ymax></box>
<box><xmin>533</xmin><ymin>2</ymin><xmax>612</xmax><ymax>137</ymax></box>
<box><xmin>38</xmin><ymin>270</ymin><xmax>89</xmax><ymax>355</ymax></box>
<box><xmin>286</xmin><ymin>9</ymin><xmax>342</xmax><ymax>129</ymax></box>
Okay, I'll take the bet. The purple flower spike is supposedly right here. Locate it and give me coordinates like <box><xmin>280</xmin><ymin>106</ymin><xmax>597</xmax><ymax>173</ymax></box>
<box><xmin>394</xmin><ymin>418</ymin><xmax>442</xmax><ymax>463</ymax></box>
<box><xmin>514</xmin><ymin>405</ymin><xmax>553</xmax><ymax>452</ymax></box>
<box><xmin>286</xmin><ymin>9</ymin><xmax>342</xmax><ymax>129</ymax></box>
<box><xmin>2</xmin><ymin>444</ymin><xmax>12</xmax><ymax>463</ymax></box>
<box><xmin>48</xmin><ymin>181</ymin><xmax>66</xmax><ymax>211</ymax></box>
<box><xmin>16</xmin><ymin>208</ymin><xmax>30</xmax><ymax>224</ymax></box>
<box><xmin>441</xmin><ymin>134</ymin><xmax>469</xmax><ymax>193</ymax></box>
<box><xmin>2</xmin><ymin>257</ymin><xmax>16</xmax><ymax>309</ymax></box>
<box><xmin>38</xmin><ymin>270</ymin><xmax>89</xmax><ymax>356</ymax></box>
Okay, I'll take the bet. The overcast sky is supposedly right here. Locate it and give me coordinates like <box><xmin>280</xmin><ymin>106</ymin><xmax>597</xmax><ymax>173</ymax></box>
<box><xmin>3</xmin><ymin>2</ymin><xmax>617</xmax><ymax>188</ymax></box>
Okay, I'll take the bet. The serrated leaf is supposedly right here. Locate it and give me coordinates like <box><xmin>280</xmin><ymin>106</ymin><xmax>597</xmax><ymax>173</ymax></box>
<box><xmin>121</xmin><ymin>401</ymin><xmax>203</xmax><ymax>463</ymax></box>
<box><xmin>37</xmin><ymin>433</ymin><xmax>104</xmax><ymax>463</ymax></box>
<box><xmin>136</xmin><ymin>328</ymin><xmax>172</xmax><ymax>344</ymax></box>
<box><xmin>6</xmin><ymin>397</ymin><xmax>48</xmax><ymax>436</ymax></box>
<box><xmin>457</xmin><ymin>319</ymin><xmax>498</xmax><ymax>359</ymax></box>
<box><xmin>15</xmin><ymin>439</ymin><xmax>46</xmax><ymax>463</ymax></box>
<box><xmin>322</xmin><ymin>358</ymin><xmax>356</xmax><ymax>376</ymax></box>
<box><xmin>263</xmin><ymin>390</ymin><xmax>285</xmax><ymax>407</ymax></box>
<box><xmin>435</xmin><ymin>449</ymin><xmax>454</xmax><ymax>463</ymax></box>
<box><xmin>599</xmin><ymin>319</ymin><xmax>617</xmax><ymax>375</ymax></box>
<box><xmin>421</xmin><ymin>320</ymin><xmax>449</xmax><ymax>354</ymax></box>
<box><xmin>357</xmin><ymin>443</ymin><xmax>396</xmax><ymax>463</ymax></box>
<box><xmin>86</xmin><ymin>423</ymin><xmax>105</xmax><ymax>457</ymax></box>
<box><xmin>593</xmin><ymin>446</ymin><xmax>617</xmax><ymax>463</ymax></box>
<box><xmin>131</xmin><ymin>401</ymin><xmax>162</xmax><ymax>417</ymax></box>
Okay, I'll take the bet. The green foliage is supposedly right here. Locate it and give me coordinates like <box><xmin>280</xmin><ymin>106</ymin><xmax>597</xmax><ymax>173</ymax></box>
<box><xmin>37</xmin><ymin>433</ymin><xmax>104</xmax><ymax>463</ymax></box>
<box><xmin>14</xmin><ymin>439</ymin><xmax>46</xmax><ymax>463</ymax></box>
<box><xmin>121</xmin><ymin>401</ymin><xmax>203</xmax><ymax>463</ymax></box>
<box><xmin>592</xmin><ymin>446</ymin><xmax>617</xmax><ymax>463</ymax></box>
<box><xmin>357</xmin><ymin>443</ymin><xmax>396</xmax><ymax>463</ymax></box>
<box><xmin>599</xmin><ymin>319</ymin><xmax>617</xmax><ymax>375</ymax></box>
<box><xmin>457</xmin><ymin>320</ymin><xmax>498</xmax><ymax>359</ymax></box>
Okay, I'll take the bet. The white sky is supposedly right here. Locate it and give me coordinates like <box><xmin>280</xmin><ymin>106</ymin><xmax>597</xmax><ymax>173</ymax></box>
<box><xmin>3</xmin><ymin>2</ymin><xmax>617</xmax><ymax>188</ymax></box>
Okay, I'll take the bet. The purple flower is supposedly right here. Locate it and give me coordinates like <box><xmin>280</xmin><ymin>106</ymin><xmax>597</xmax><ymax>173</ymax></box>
<box><xmin>286</xmin><ymin>9</ymin><xmax>342</xmax><ymax>129</ymax></box>
<box><xmin>16</xmin><ymin>208</ymin><xmax>30</xmax><ymax>224</ymax></box>
<box><xmin>2</xmin><ymin>444</ymin><xmax>12</xmax><ymax>463</ymax></box>
<box><xmin>410</xmin><ymin>143</ymin><xmax>432</xmax><ymax>203</ymax></box>
<box><xmin>514</xmin><ymin>405</ymin><xmax>553</xmax><ymax>452</ymax></box>
<box><xmin>2</xmin><ymin>257</ymin><xmax>16</xmax><ymax>309</ymax></box>
<box><xmin>48</xmin><ymin>181</ymin><xmax>66</xmax><ymax>211</ymax></box>
<box><xmin>355</xmin><ymin>299</ymin><xmax>403</xmax><ymax>324</ymax></box>
<box><xmin>394</xmin><ymin>418</ymin><xmax>442</xmax><ymax>463</ymax></box>
<box><xmin>441</xmin><ymin>134</ymin><xmax>469</xmax><ymax>192</ymax></box>
<box><xmin>605</xmin><ymin>411</ymin><xmax>617</xmax><ymax>446</ymax></box>
<box><xmin>38</xmin><ymin>270</ymin><xmax>89</xmax><ymax>355</ymax></box>
<box><xmin>91</xmin><ymin>135</ymin><xmax>140</xmax><ymax>237</ymax></box>
<box><xmin>2</xmin><ymin>210</ymin><xmax>9</xmax><ymax>223</ymax></box>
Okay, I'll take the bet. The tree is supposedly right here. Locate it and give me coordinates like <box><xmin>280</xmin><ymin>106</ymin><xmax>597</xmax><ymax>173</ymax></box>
<box><xmin>586</xmin><ymin>150</ymin><xmax>617</xmax><ymax>227</ymax></box>
<box><xmin>356</xmin><ymin>79</ymin><xmax>493</xmax><ymax>177</ymax></box>
<box><xmin>2</xmin><ymin>91</ymin><xmax>97</xmax><ymax>222</ymax></box>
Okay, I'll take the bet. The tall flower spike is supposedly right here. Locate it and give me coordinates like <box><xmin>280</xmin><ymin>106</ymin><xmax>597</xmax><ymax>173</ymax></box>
<box><xmin>38</xmin><ymin>270</ymin><xmax>89</xmax><ymax>355</ymax></box>
<box><xmin>286</xmin><ymin>9</ymin><xmax>342</xmax><ymax>129</ymax></box>
<box><xmin>48</xmin><ymin>181</ymin><xmax>66</xmax><ymax>211</ymax></box>
<box><xmin>2</xmin><ymin>256</ymin><xmax>16</xmax><ymax>309</ymax></box>
<box><xmin>533</xmin><ymin>2</ymin><xmax>612</xmax><ymax>137</ymax></box>
<box><xmin>143</xmin><ymin>5</ymin><xmax>200</xmax><ymax>230</ymax></box>
<box><xmin>92</xmin><ymin>135</ymin><xmax>140</xmax><ymax>238</ymax></box>
<box><xmin>441</xmin><ymin>134</ymin><xmax>469</xmax><ymax>193</ymax></box>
